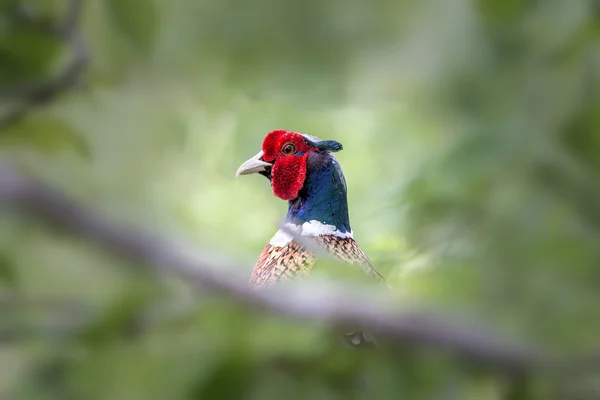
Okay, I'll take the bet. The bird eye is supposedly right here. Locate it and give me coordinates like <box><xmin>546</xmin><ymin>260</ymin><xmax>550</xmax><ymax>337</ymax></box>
<box><xmin>281</xmin><ymin>143</ymin><xmax>296</xmax><ymax>155</ymax></box>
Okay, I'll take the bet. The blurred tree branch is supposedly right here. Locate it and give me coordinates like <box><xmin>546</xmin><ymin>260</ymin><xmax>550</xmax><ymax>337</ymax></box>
<box><xmin>0</xmin><ymin>161</ymin><xmax>548</xmax><ymax>374</ymax></box>
<box><xmin>0</xmin><ymin>0</ymin><xmax>88</xmax><ymax>130</ymax></box>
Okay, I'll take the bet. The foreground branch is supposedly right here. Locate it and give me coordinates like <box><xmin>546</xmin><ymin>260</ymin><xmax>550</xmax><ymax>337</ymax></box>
<box><xmin>0</xmin><ymin>162</ymin><xmax>543</xmax><ymax>373</ymax></box>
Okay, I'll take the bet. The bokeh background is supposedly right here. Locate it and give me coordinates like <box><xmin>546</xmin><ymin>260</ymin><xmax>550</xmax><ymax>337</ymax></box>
<box><xmin>1</xmin><ymin>0</ymin><xmax>600</xmax><ymax>398</ymax></box>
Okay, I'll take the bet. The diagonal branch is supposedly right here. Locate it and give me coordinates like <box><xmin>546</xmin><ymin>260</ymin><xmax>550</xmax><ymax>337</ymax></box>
<box><xmin>0</xmin><ymin>161</ymin><xmax>544</xmax><ymax>373</ymax></box>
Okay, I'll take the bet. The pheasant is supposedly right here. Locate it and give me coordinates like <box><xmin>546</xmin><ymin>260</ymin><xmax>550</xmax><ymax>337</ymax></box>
<box><xmin>236</xmin><ymin>129</ymin><xmax>385</xmax><ymax>346</ymax></box>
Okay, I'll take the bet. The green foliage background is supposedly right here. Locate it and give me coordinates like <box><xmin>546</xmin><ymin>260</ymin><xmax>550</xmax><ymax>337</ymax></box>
<box><xmin>1</xmin><ymin>0</ymin><xmax>600</xmax><ymax>398</ymax></box>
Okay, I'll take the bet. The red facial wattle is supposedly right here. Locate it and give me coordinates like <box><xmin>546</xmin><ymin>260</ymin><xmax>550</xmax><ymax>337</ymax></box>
<box><xmin>270</xmin><ymin>154</ymin><xmax>308</xmax><ymax>200</ymax></box>
<box><xmin>261</xmin><ymin>130</ymin><xmax>314</xmax><ymax>201</ymax></box>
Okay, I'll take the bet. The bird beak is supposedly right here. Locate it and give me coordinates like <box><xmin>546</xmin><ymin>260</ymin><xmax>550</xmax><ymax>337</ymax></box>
<box><xmin>235</xmin><ymin>150</ymin><xmax>272</xmax><ymax>177</ymax></box>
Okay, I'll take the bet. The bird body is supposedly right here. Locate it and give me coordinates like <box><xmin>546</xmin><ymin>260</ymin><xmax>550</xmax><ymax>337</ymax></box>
<box><xmin>236</xmin><ymin>130</ymin><xmax>385</xmax><ymax>288</ymax></box>
<box><xmin>250</xmin><ymin>231</ymin><xmax>382</xmax><ymax>288</ymax></box>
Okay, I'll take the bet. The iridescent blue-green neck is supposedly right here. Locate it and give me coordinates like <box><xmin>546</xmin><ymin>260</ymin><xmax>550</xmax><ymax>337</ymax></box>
<box><xmin>285</xmin><ymin>152</ymin><xmax>351</xmax><ymax>233</ymax></box>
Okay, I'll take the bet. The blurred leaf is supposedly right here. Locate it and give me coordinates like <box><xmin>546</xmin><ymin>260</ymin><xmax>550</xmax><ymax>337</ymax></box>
<box><xmin>0</xmin><ymin>113</ymin><xmax>91</xmax><ymax>158</ymax></box>
<box><xmin>188</xmin><ymin>355</ymin><xmax>253</xmax><ymax>399</ymax></box>
<box><xmin>106</xmin><ymin>0</ymin><xmax>158</xmax><ymax>56</ymax></box>
<box><xmin>0</xmin><ymin>17</ymin><xmax>64</xmax><ymax>86</ymax></box>
<box><xmin>75</xmin><ymin>284</ymin><xmax>155</xmax><ymax>346</ymax></box>
<box><xmin>0</xmin><ymin>251</ymin><xmax>18</xmax><ymax>287</ymax></box>
<box><xmin>477</xmin><ymin>0</ymin><xmax>531</xmax><ymax>24</ymax></box>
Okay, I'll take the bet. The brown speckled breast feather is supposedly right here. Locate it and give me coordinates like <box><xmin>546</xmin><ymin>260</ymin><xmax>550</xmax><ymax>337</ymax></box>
<box><xmin>249</xmin><ymin>240</ymin><xmax>315</xmax><ymax>288</ymax></box>
<box><xmin>314</xmin><ymin>236</ymin><xmax>385</xmax><ymax>282</ymax></box>
<box><xmin>249</xmin><ymin>235</ymin><xmax>384</xmax><ymax>288</ymax></box>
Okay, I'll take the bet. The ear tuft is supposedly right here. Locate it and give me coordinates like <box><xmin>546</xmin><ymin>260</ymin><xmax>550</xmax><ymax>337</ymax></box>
<box><xmin>317</xmin><ymin>140</ymin><xmax>343</xmax><ymax>152</ymax></box>
<box><xmin>303</xmin><ymin>137</ymin><xmax>343</xmax><ymax>152</ymax></box>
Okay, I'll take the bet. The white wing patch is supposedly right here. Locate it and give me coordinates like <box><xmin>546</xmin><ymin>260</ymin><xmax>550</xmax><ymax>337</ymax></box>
<box><xmin>268</xmin><ymin>227</ymin><xmax>297</xmax><ymax>247</ymax></box>
<box><xmin>300</xmin><ymin>220</ymin><xmax>353</xmax><ymax>237</ymax></box>
<box><xmin>268</xmin><ymin>220</ymin><xmax>353</xmax><ymax>247</ymax></box>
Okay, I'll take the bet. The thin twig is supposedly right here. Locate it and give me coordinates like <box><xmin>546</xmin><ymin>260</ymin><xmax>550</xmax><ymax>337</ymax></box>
<box><xmin>0</xmin><ymin>0</ymin><xmax>88</xmax><ymax>129</ymax></box>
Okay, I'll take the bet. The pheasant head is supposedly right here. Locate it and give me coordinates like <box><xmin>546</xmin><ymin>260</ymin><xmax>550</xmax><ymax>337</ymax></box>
<box><xmin>236</xmin><ymin>129</ymin><xmax>351</xmax><ymax>236</ymax></box>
